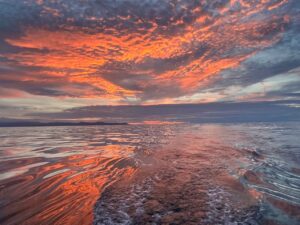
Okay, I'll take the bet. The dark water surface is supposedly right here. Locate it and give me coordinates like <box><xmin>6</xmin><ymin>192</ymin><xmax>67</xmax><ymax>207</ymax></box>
<box><xmin>0</xmin><ymin>123</ymin><xmax>299</xmax><ymax>225</ymax></box>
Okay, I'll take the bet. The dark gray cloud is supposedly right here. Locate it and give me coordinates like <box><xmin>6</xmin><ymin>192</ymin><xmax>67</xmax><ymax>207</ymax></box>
<box><xmin>0</xmin><ymin>0</ymin><xmax>225</xmax><ymax>36</ymax></box>
<box><xmin>204</xmin><ymin>19</ymin><xmax>300</xmax><ymax>98</ymax></box>
<box><xmin>26</xmin><ymin>100</ymin><xmax>300</xmax><ymax>123</ymax></box>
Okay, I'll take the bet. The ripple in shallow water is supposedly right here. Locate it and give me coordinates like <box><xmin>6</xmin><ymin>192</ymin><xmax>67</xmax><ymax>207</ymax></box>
<box><xmin>0</xmin><ymin>125</ymin><xmax>174</xmax><ymax>225</ymax></box>
<box><xmin>94</xmin><ymin>125</ymin><xmax>262</xmax><ymax>225</ymax></box>
<box><xmin>94</xmin><ymin>123</ymin><xmax>300</xmax><ymax>225</ymax></box>
<box><xmin>0</xmin><ymin>123</ymin><xmax>300</xmax><ymax>225</ymax></box>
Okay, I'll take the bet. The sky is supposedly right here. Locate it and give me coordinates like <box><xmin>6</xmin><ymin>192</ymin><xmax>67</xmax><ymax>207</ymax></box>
<box><xmin>0</xmin><ymin>0</ymin><xmax>300</xmax><ymax>121</ymax></box>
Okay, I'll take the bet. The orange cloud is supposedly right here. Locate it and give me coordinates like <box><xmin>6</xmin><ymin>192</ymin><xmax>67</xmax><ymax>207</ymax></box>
<box><xmin>0</xmin><ymin>0</ymin><xmax>292</xmax><ymax>103</ymax></box>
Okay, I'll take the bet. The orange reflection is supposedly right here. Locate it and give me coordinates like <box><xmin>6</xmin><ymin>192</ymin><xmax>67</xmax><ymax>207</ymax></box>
<box><xmin>0</xmin><ymin>144</ymin><xmax>137</xmax><ymax>225</ymax></box>
<box><xmin>134</xmin><ymin>120</ymin><xmax>183</xmax><ymax>125</ymax></box>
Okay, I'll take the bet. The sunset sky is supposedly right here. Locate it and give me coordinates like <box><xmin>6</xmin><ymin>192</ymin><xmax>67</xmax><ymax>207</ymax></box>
<box><xmin>0</xmin><ymin>0</ymin><xmax>300</xmax><ymax>120</ymax></box>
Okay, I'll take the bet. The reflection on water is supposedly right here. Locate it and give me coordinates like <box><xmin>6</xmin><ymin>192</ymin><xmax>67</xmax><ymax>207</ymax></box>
<box><xmin>0</xmin><ymin>123</ymin><xmax>300</xmax><ymax>225</ymax></box>
<box><xmin>0</xmin><ymin>125</ymin><xmax>173</xmax><ymax>225</ymax></box>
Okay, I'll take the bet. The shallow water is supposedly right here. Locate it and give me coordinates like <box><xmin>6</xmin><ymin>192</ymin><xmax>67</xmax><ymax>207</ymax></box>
<box><xmin>0</xmin><ymin>123</ymin><xmax>299</xmax><ymax>225</ymax></box>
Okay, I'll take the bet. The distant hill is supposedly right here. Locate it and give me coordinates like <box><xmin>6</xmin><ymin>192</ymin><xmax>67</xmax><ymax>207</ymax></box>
<box><xmin>0</xmin><ymin>119</ymin><xmax>128</xmax><ymax>127</ymax></box>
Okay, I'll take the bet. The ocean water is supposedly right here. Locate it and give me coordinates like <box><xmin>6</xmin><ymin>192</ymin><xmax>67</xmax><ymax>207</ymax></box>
<box><xmin>0</xmin><ymin>122</ymin><xmax>299</xmax><ymax>225</ymax></box>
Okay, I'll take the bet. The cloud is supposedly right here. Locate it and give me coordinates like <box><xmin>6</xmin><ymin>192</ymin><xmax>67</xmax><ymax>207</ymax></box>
<box><xmin>26</xmin><ymin>100</ymin><xmax>300</xmax><ymax>123</ymax></box>
<box><xmin>0</xmin><ymin>0</ymin><xmax>299</xmax><ymax>112</ymax></box>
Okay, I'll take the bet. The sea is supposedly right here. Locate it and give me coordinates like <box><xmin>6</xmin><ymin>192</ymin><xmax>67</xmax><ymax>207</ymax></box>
<box><xmin>0</xmin><ymin>122</ymin><xmax>299</xmax><ymax>225</ymax></box>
